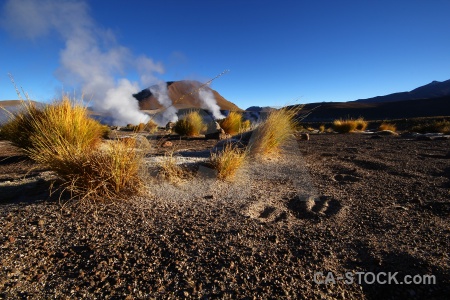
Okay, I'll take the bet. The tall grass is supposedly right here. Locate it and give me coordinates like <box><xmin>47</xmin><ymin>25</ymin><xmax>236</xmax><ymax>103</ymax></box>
<box><xmin>1</xmin><ymin>96</ymin><xmax>145</xmax><ymax>201</ymax></box>
<box><xmin>173</xmin><ymin>111</ymin><xmax>205</xmax><ymax>136</ymax></box>
<box><xmin>210</xmin><ymin>143</ymin><xmax>247</xmax><ymax>180</ymax></box>
<box><xmin>218</xmin><ymin>111</ymin><xmax>244</xmax><ymax>135</ymax></box>
<box><xmin>379</xmin><ymin>122</ymin><xmax>397</xmax><ymax>132</ymax></box>
<box><xmin>333</xmin><ymin>118</ymin><xmax>368</xmax><ymax>133</ymax></box>
<box><xmin>66</xmin><ymin>138</ymin><xmax>145</xmax><ymax>200</ymax></box>
<box><xmin>0</xmin><ymin>101</ymin><xmax>45</xmax><ymax>149</ymax></box>
<box><xmin>249</xmin><ymin>106</ymin><xmax>300</xmax><ymax>157</ymax></box>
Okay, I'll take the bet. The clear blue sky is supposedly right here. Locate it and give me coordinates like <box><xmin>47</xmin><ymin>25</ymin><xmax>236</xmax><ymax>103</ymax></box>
<box><xmin>1</xmin><ymin>0</ymin><xmax>450</xmax><ymax>110</ymax></box>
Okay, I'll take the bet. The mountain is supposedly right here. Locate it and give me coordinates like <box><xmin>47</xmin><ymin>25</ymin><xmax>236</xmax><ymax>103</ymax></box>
<box><xmin>245</xmin><ymin>106</ymin><xmax>277</xmax><ymax>112</ymax></box>
<box><xmin>355</xmin><ymin>79</ymin><xmax>450</xmax><ymax>103</ymax></box>
<box><xmin>300</xmin><ymin>96</ymin><xmax>450</xmax><ymax>122</ymax></box>
<box><xmin>133</xmin><ymin>80</ymin><xmax>242</xmax><ymax>111</ymax></box>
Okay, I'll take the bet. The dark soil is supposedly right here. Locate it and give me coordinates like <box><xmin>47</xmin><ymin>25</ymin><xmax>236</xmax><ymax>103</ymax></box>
<box><xmin>0</xmin><ymin>133</ymin><xmax>449</xmax><ymax>299</ymax></box>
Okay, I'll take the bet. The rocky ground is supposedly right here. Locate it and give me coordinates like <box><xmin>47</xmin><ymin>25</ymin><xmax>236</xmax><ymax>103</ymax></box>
<box><xmin>0</xmin><ymin>132</ymin><xmax>449</xmax><ymax>299</ymax></box>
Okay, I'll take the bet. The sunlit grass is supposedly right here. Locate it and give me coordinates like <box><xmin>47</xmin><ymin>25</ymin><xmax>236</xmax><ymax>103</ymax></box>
<box><xmin>173</xmin><ymin>111</ymin><xmax>205</xmax><ymax>136</ymax></box>
<box><xmin>210</xmin><ymin>143</ymin><xmax>247</xmax><ymax>180</ymax></box>
<box><xmin>333</xmin><ymin>118</ymin><xmax>368</xmax><ymax>133</ymax></box>
<box><xmin>249</xmin><ymin>106</ymin><xmax>300</xmax><ymax>157</ymax></box>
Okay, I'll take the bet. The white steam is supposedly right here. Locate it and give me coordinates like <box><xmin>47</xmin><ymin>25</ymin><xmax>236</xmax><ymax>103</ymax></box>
<box><xmin>149</xmin><ymin>83</ymin><xmax>178</xmax><ymax>126</ymax></box>
<box><xmin>1</xmin><ymin>0</ymin><xmax>164</xmax><ymax>126</ymax></box>
<box><xmin>198</xmin><ymin>88</ymin><xmax>225</xmax><ymax>119</ymax></box>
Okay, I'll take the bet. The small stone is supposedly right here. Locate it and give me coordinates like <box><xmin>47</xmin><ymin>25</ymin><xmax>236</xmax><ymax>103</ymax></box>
<box><xmin>300</xmin><ymin>133</ymin><xmax>310</xmax><ymax>140</ymax></box>
<box><xmin>162</xmin><ymin>141</ymin><xmax>173</xmax><ymax>147</ymax></box>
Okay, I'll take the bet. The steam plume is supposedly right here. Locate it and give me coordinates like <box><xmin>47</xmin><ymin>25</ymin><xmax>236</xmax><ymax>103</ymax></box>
<box><xmin>198</xmin><ymin>88</ymin><xmax>225</xmax><ymax>119</ymax></box>
<box><xmin>1</xmin><ymin>0</ymin><xmax>163</xmax><ymax>125</ymax></box>
<box><xmin>149</xmin><ymin>83</ymin><xmax>178</xmax><ymax>126</ymax></box>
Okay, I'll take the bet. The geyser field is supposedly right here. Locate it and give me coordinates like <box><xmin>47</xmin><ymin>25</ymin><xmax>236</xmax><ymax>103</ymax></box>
<box><xmin>0</xmin><ymin>98</ymin><xmax>449</xmax><ymax>299</ymax></box>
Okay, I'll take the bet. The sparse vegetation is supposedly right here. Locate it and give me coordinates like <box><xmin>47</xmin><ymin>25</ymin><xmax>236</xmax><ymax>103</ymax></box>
<box><xmin>158</xmin><ymin>151</ymin><xmax>189</xmax><ymax>184</ymax></box>
<box><xmin>66</xmin><ymin>138</ymin><xmax>145</xmax><ymax>200</ymax></box>
<box><xmin>0</xmin><ymin>101</ymin><xmax>46</xmax><ymax>149</ymax></box>
<box><xmin>210</xmin><ymin>143</ymin><xmax>247</xmax><ymax>180</ymax></box>
<box><xmin>1</xmin><ymin>96</ymin><xmax>145</xmax><ymax>201</ymax></box>
<box><xmin>249</xmin><ymin>106</ymin><xmax>300</xmax><ymax>157</ymax></box>
<box><xmin>333</xmin><ymin>118</ymin><xmax>368</xmax><ymax>133</ymax></box>
<box><xmin>379</xmin><ymin>122</ymin><xmax>397</xmax><ymax>132</ymax></box>
<box><xmin>173</xmin><ymin>111</ymin><xmax>205</xmax><ymax>136</ymax></box>
<box><xmin>319</xmin><ymin>124</ymin><xmax>326</xmax><ymax>133</ymax></box>
<box><xmin>144</xmin><ymin>119</ymin><xmax>158</xmax><ymax>133</ymax></box>
<box><xmin>241</xmin><ymin>119</ymin><xmax>251</xmax><ymax>132</ymax></box>
<box><xmin>411</xmin><ymin>120</ymin><xmax>450</xmax><ymax>134</ymax></box>
<box><xmin>135</xmin><ymin>123</ymin><xmax>146</xmax><ymax>132</ymax></box>
<box><xmin>218</xmin><ymin>111</ymin><xmax>245</xmax><ymax>135</ymax></box>
<box><xmin>355</xmin><ymin>118</ymin><xmax>368</xmax><ymax>131</ymax></box>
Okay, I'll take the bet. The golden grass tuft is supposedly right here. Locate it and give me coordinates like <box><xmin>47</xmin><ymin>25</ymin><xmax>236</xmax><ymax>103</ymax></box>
<box><xmin>241</xmin><ymin>119</ymin><xmax>251</xmax><ymax>132</ymax></box>
<box><xmin>135</xmin><ymin>123</ymin><xmax>146</xmax><ymax>132</ymax></box>
<box><xmin>0</xmin><ymin>101</ymin><xmax>45</xmax><ymax>149</ymax></box>
<box><xmin>248</xmin><ymin>106</ymin><xmax>300</xmax><ymax>157</ymax></box>
<box><xmin>355</xmin><ymin>118</ymin><xmax>368</xmax><ymax>131</ymax></box>
<box><xmin>333</xmin><ymin>118</ymin><xmax>368</xmax><ymax>133</ymax></box>
<box><xmin>319</xmin><ymin>124</ymin><xmax>326</xmax><ymax>133</ymax></box>
<box><xmin>66</xmin><ymin>138</ymin><xmax>145</xmax><ymax>200</ymax></box>
<box><xmin>1</xmin><ymin>96</ymin><xmax>145</xmax><ymax>201</ymax></box>
<box><xmin>210</xmin><ymin>143</ymin><xmax>247</xmax><ymax>180</ymax></box>
<box><xmin>144</xmin><ymin>119</ymin><xmax>158</xmax><ymax>133</ymax></box>
<box><xmin>173</xmin><ymin>111</ymin><xmax>205</xmax><ymax>136</ymax></box>
<box><xmin>218</xmin><ymin>111</ymin><xmax>244</xmax><ymax>135</ymax></box>
<box><xmin>379</xmin><ymin>122</ymin><xmax>397</xmax><ymax>132</ymax></box>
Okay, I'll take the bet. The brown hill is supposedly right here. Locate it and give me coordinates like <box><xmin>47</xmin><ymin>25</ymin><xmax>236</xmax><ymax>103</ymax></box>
<box><xmin>133</xmin><ymin>81</ymin><xmax>242</xmax><ymax>111</ymax></box>
<box><xmin>0</xmin><ymin>100</ymin><xmax>39</xmax><ymax>107</ymax></box>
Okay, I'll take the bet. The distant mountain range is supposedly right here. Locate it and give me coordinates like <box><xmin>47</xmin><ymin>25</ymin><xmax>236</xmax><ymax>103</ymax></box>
<box><xmin>290</xmin><ymin>79</ymin><xmax>450</xmax><ymax>121</ymax></box>
<box><xmin>133</xmin><ymin>80</ymin><xmax>242</xmax><ymax>111</ymax></box>
<box><xmin>354</xmin><ymin>79</ymin><xmax>450</xmax><ymax>103</ymax></box>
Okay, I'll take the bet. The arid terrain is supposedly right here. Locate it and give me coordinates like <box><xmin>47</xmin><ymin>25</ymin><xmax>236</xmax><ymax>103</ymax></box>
<box><xmin>1</xmin><ymin>132</ymin><xmax>449</xmax><ymax>299</ymax></box>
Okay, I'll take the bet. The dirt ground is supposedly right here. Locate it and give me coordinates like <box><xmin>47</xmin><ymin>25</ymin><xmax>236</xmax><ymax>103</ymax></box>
<box><xmin>0</xmin><ymin>132</ymin><xmax>449</xmax><ymax>299</ymax></box>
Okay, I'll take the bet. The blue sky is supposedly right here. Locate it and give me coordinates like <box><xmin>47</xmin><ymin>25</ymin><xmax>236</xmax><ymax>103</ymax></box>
<box><xmin>1</xmin><ymin>0</ymin><xmax>450</xmax><ymax>110</ymax></box>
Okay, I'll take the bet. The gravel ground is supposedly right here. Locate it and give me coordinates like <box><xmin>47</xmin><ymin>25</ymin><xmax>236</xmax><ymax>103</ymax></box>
<box><xmin>0</xmin><ymin>133</ymin><xmax>449</xmax><ymax>299</ymax></box>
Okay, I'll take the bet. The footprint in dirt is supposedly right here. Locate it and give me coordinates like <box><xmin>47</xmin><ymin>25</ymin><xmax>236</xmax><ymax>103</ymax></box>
<box><xmin>245</xmin><ymin>201</ymin><xmax>288</xmax><ymax>223</ymax></box>
<box><xmin>286</xmin><ymin>195</ymin><xmax>342</xmax><ymax>219</ymax></box>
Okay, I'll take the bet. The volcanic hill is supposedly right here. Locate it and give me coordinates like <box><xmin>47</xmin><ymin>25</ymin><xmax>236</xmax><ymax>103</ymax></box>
<box><xmin>133</xmin><ymin>80</ymin><xmax>242</xmax><ymax>111</ymax></box>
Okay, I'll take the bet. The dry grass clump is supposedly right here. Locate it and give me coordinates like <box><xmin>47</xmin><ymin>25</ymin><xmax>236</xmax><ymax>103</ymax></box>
<box><xmin>144</xmin><ymin>120</ymin><xmax>158</xmax><ymax>133</ymax></box>
<box><xmin>135</xmin><ymin>123</ymin><xmax>146</xmax><ymax>132</ymax></box>
<box><xmin>1</xmin><ymin>96</ymin><xmax>145</xmax><ymax>201</ymax></box>
<box><xmin>173</xmin><ymin>111</ymin><xmax>205</xmax><ymax>136</ymax></box>
<box><xmin>0</xmin><ymin>101</ymin><xmax>45</xmax><ymax>149</ymax></box>
<box><xmin>333</xmin><ymin>118</ymin><xmax>368</xmax><ymax>133</ymax></box>
<box><xmin>66</xmin><ymin>138</ymin><xmax>145</xmax><ymax>200</ymax></box>
<box><xmin>218</xmin><ymin>111</ymin><xmax>246</xmax><ymax>135</ymax></box>
<box><xmin>249</xmin><ymin>106</ymin><xmax>300</xmax><ymax>157</ymax></box>
<box><xmin>158</xmin><ymin>152</ymin><xmax>189</xmax><ymax>184</ymax></box>
<box><xmin>411</xmin><ymin>120</ymin><xmax>450</xmax><ymax>134</ymax></box>
<box><xmin>379</xmin><ymin>122</ymin><xmax>397</xmax><ymax>132</ymax></box>
<box><xmin>241</xmin><ymin>119</ymin><xmax>251</xmax><ymax>132</ymax></box>
<box><xmin>2</xmin><ymin>97</ymin><xmax>104</xmax><ymax>155</ymax></box>
<box><xmin>355</xmin><ymin>118</ymin><xmax>368</xmax><ymax>131</ymax></box>
<box><xmin>210</xmin><ymin>143</ymin><xmax>247</xmax><ymax>180</ymax></box>
<box><xmin>319</xmin><ymin>124</ymin><xmax>326</xmax><ymax>133</ymax></box>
